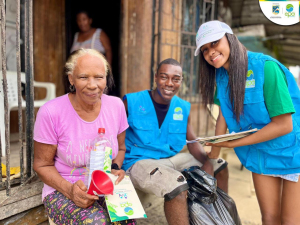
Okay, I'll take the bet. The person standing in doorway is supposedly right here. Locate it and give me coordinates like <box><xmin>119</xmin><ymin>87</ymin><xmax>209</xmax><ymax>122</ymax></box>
<box><xmin>70</xmin><ymin>10</ymin><xmax>112</xmax><ymax>66</ymax></box>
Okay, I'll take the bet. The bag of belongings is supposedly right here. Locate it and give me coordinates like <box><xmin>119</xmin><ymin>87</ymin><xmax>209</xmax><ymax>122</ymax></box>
<box><xmin>182</xmin><ymin>166</ymin><xmax>241</xmax><ymax>225</ymax></box>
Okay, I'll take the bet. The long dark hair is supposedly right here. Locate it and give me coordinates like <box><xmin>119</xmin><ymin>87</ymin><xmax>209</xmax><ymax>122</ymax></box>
<box><xmin>199</xmin><ymin>33</ymin><xmax>248</xmax><ymax>121</ymax></box>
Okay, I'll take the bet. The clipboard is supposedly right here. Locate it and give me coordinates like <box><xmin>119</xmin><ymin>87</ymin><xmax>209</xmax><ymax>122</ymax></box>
<box><xmin>187</xmin><ymin>128</ymin><xmax>258</xmax><ymax>144</ymax></box>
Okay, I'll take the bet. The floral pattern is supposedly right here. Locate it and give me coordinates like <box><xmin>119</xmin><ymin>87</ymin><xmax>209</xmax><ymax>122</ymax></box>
<box><xmin>44</xmin><ymin>191</ymin><xmax>137</xmax><ymax>225</ymax></box>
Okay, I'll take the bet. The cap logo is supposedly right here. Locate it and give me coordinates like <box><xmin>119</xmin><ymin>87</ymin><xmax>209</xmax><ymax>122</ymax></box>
<box><xmin>202</xmin><ymin>25</ymin><xmax>209</xmax><ymax>30</ymax></box>
<box><xmin>196</xmin><ymin>25</ymin><xmax>212</xmax><ymax>42</ymax></box>
<box><xmin>197</xmin><ymin>28</ymin><xmax>214</xmax><ymax>42</ymax></box>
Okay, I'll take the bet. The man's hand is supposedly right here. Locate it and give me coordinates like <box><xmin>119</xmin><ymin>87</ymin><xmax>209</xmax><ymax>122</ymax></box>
<box><xmin>111</xmin><ymin>169</ymin><xmax>126</xmax><ymax>185</ymax></box>
<box><xmin>207</xmin><ymin>150</ymin><xmax>220</xmax><ymax>159</ymax></box>
<box><xmin>69</xmin><ymin>180</ymin><xmax>98</xmax><ymax>208</ymax></box>
<box><xmin>201</xmin><ymin>159</ymin><xmax>214</xmax><ymax>176</ymax></box>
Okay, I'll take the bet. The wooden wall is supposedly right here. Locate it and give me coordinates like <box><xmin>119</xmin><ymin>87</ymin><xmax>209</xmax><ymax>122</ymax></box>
<box><xmin>33</xmin><ymin>0</ymin><xmax>66</xmax><ymax>98</ymax></box>
<box><xmin>156</xmin><ymin>0</ymin><xmax>182</xmax><ymax>63</ymax></box>
<box><xmin>120</xmin><ymin>0</ymin><xmax>214</xmax><ymax>137</ymax></box>
<box><xmin>120</xmin><ymin>0</ymin><xmax>153</xmax><ymax>96</ymax></box>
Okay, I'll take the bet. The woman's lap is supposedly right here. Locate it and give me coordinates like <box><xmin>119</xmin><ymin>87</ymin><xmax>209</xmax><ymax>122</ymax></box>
<box><xmin>44</xmin><ymin>191</ymin><xmax>136</xmax><ymax>225</ymax></box>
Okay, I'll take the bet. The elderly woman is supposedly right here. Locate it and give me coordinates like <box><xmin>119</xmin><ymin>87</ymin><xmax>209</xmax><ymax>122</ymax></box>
<box><xmin>33</xmin><ymin>49</ymin><xmax>136</xmax><ymax>225</ymax></box>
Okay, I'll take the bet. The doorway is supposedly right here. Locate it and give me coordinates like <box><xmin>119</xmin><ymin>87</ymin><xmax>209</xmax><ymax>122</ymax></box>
<box><xmin>65</xmin><ymin>0</ymin><xmax>121</xmax><ymax>96</ymax></box>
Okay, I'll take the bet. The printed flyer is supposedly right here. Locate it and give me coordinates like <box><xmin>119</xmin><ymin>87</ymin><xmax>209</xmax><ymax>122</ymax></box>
<box><xmin>105</xmin><ymin>174</ymin><xmax>147</xmax><ymax>222</ymax></box>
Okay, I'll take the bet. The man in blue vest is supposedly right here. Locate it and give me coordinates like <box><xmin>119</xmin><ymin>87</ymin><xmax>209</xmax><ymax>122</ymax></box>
<box><xmin>122</xmin><ymin>58</ymin><xmax>228</xmax><ymax>225</ymax></box>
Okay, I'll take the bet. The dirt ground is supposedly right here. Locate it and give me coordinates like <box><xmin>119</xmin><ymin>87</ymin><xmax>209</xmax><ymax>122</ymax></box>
<box><xmin>137</xmin><ymin>150</ymin><xmax>262</xmax><ymax>225</ymax></box>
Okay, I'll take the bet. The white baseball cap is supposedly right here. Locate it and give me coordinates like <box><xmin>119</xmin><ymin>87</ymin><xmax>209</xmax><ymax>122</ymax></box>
<box><xmin>194</xmin><ymin>20</ymin><xmax>233</xmax><ymax>56</ymax></box>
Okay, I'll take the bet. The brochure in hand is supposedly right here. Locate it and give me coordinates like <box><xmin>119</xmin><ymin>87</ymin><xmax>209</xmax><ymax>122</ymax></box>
<box><xmin>186</xmin><ymin>128</ymin><xmax>258</xmax><ymax>144</ymax></box>
<box><xmin>105</xmin><ymin>174</ymin><xmax>147</xmax><ymax>222</ymax></box>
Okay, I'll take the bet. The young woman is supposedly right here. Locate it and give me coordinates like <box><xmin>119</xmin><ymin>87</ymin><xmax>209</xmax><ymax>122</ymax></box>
<box><xmin>195</xmin><ymin>20</ymin><xmax>300</xmax><ymax>225</ymax></box>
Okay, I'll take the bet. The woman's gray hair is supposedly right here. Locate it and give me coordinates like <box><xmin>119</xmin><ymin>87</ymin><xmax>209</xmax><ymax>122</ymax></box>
<box><xmin>65</xmin><ymin>48</ymin><xmax>114</xmax><ymax>93</ymax></box>
<box><xmin>199</xmin><ymin>33</ymin><xmax>248</xmax><ymax>121</ymax></box>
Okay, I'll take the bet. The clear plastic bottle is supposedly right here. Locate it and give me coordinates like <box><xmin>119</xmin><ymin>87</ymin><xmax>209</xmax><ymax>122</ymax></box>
<box><xmin>85</xmin><ymin>128</ymin><xmax>112</xmax><ymax>188</ymax></box>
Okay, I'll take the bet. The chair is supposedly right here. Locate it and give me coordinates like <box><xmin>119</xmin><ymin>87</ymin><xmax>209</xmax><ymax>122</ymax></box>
<box><xmin>207</xmin><ymin>104</ymin><xmax>255</xmax><ymax>196</ymax></box>
<box><xmin>0</xmin><ymin>71</ymin><xmax>56</xmax><ymax>156</ymax></box>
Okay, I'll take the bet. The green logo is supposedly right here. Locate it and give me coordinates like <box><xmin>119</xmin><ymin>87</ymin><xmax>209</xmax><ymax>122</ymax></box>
<box><xmin>247</xmin><ymin>70</ymin><xmax>253</xmax><ymax>78</ymax></box>
<box><xmin>173</xmin><ymin>107</ymin><xmax>183</xmax><ymax>121</ymax></box>
<box><xmin>285</xmin><ymin>4</ymin><xmax>295</xmax><ymax>17</ymax></box>
<box><xmin>120</xmin><ymin>202</ymin><xmax>132</xmax><ymax>207</ymax></box>
<box><xmin>286</xmin><ymin>4</ymin><xmax>293</xmax><ymax>11</ymax></box>
<box><xmin>246</xmin><ymin>70</ymin><xmax>255</xmax><ymax>88</ymax></box>
<box><xmin>124</xmin><ymin>207</ymin><xmax>134</xmax><ymax>216</ymax></box>
<box><xmin>174</xmin><ymin>107</ymin><xmax>182</xmax><ymax>113</ymax></box>
<box><xmin>120</xmin><ymin>202</ymin><xmax>134</xmax><ymax>216</ymax></box>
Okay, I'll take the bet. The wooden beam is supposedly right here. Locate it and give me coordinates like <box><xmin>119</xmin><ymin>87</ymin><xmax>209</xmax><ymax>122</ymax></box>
<box><xmin>0</xmin><ymin>194</ymin><xmax>42</xmax><ymax>220</ymax></box>
<box><xmin>0</xmin><ymin>205</ymin><xmax>48</xmax><ymax>225</ymax></box>
<box><xmin>0</xmin><ymin>180</ymin><xmax>43</xmax><ymax>207</ymax></box>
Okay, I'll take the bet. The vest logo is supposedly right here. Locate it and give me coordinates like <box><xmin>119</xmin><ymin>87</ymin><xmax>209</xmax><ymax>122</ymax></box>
<box><xmin>173</xmin><ymin>107</ymin><xmax>183</xmax><ymax>121</ymax></box>
<box><xmin>285</xmin><ymin>4</ymin><xmax>295</xmax><ymax>18</ymax></box>
<box><xmin>138</xmin><ymin>105</ymin><xmax>146</xmax><ymax>113</ymax></box>
<box><xmin>246</xmin><ymin>70</ymin><xmax>255</xmax><ymax>88</ymax></box>
<box><xmin>272</xmin><ymin>3</ymin><xmax>279</xmax><ymax>15</ymax></box>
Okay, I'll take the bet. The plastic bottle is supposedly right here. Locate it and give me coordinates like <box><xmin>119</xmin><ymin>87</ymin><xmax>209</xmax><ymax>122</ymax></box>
<box><xmin>85</xmin><ymin>128</ymin><xmax>112</xmax><ymax>188</ymax></box>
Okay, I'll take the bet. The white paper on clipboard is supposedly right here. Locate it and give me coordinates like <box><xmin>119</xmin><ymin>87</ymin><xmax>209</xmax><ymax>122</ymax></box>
<box><xmin>186</xmin><ymin>128</ymin><xmax>258</xmax><ymax>144</ymax></box>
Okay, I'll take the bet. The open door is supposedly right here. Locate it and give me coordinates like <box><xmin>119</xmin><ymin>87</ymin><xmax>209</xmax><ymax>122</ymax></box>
<box><xmin>65</xmin><ymin>0</ymin><xmax>121</xmax><ymax>96</ymax></box>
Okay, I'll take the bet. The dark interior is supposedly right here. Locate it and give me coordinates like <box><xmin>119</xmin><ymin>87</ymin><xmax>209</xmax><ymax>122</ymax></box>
<box><xmin>65</xmin><ymin>0</ymin><xmax>121</xmax><ymax>96</ymax></box>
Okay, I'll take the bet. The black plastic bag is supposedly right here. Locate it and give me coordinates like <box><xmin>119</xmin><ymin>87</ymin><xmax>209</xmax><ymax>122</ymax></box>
<box><xmin>182</xmin><ymin>166</ymin><xmax>241</xmax><ymax>225</ymax></box>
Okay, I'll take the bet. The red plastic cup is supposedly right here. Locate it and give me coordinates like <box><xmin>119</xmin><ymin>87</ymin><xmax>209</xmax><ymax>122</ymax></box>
<box><xmin>87</xmin><ymin>170</ymin><xmax>114</xmax><ymax>196</ymax></box>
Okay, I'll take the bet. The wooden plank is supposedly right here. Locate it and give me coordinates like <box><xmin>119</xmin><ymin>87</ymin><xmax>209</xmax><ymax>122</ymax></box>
<box><xmin>276</xmin><ymin>39</ymin><xmax>300</xmax><ymax>46</ymax></box>
<box><xmin>33</xmin><ymin>0</ymin><xmax>66</xmax><ymax>98</ymax></box>
<box><xmin>0</xmin><ymin>205</ymin><xmax>48</xmax><ymax>225</ymax></box>
<box><xmin>265</xmin><ymin>24</ymin><xmax>300</xmax><ymax>36</ymax></box>
<box><xmin>281</xmin><ymin>45</ymin><xmax>300</xmax><ymax>53</ymax></box>
<box><xmin>241</xmin><ymin>17</ymin><xmax>270</xmax><ymax>26</ymax></box>
<box><xmin>0</xmin><ymin>194</ymin><xmax>42</xmax><ymax>220</ymax></box>
<box><xmin>120</xmin><ymin>0</ymin><xmax>153</xmax><ymax>95</ymax></box>
<box><xmin>0</xmin><ymin>180</ymin><xmax>43</xmax><ymax>207</ymax></box>
<box><xmin>229</xmin><ymin>0</ymin><xmax>244</xmax><ymax>18</ymax></box>
<box><xmin>161</xmin><ymin>30</ymin><xmax>180</xmax><ymax>45</ymax></box>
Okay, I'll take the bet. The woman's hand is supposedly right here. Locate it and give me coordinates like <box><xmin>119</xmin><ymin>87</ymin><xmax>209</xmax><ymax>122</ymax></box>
<box><xmin>111</xmin><ymin>169</ymin><xmax>126</xmax><ymax>185</ymax></box>
<box><xmin>69</xmin><ymin>180</ymin><xmax>99</xmax><ymax>208</ymax></box>
<box><xmin>206</xmin><ymin>140</ymin><xmax>233</xmax><ymax>148</ymax></box>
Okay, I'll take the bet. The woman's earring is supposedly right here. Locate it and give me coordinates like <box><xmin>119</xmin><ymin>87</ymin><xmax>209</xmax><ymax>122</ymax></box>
<box><xmin>69</xmin><ymin>84</ymin><xmax>76</xmax><ymax>93</ymax></box>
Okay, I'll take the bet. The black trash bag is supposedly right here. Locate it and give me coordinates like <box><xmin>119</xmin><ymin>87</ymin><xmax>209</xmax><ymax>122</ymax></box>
<box><xmin>182</xmin><ymin>166</ymin><xmax>241</xmax><ymax>225</ymax></box>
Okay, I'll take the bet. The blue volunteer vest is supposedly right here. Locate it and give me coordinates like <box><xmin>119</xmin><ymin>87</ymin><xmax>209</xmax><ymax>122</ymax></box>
<box><xmin>122</xmin><ymin>90</ymin><xmax>191</xmax><ymax>171</ymax></box>
<box><xmin>216</xmin><ymin>51</ymin><xmax>300</xmax><ymax>175</ymax></box>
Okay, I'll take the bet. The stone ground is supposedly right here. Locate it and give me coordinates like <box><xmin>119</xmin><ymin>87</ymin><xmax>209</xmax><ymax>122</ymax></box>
<box><xmin>136</xmin><ymin>150</ymin><xmax>262</xmax><ymax>225</ymax></box>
